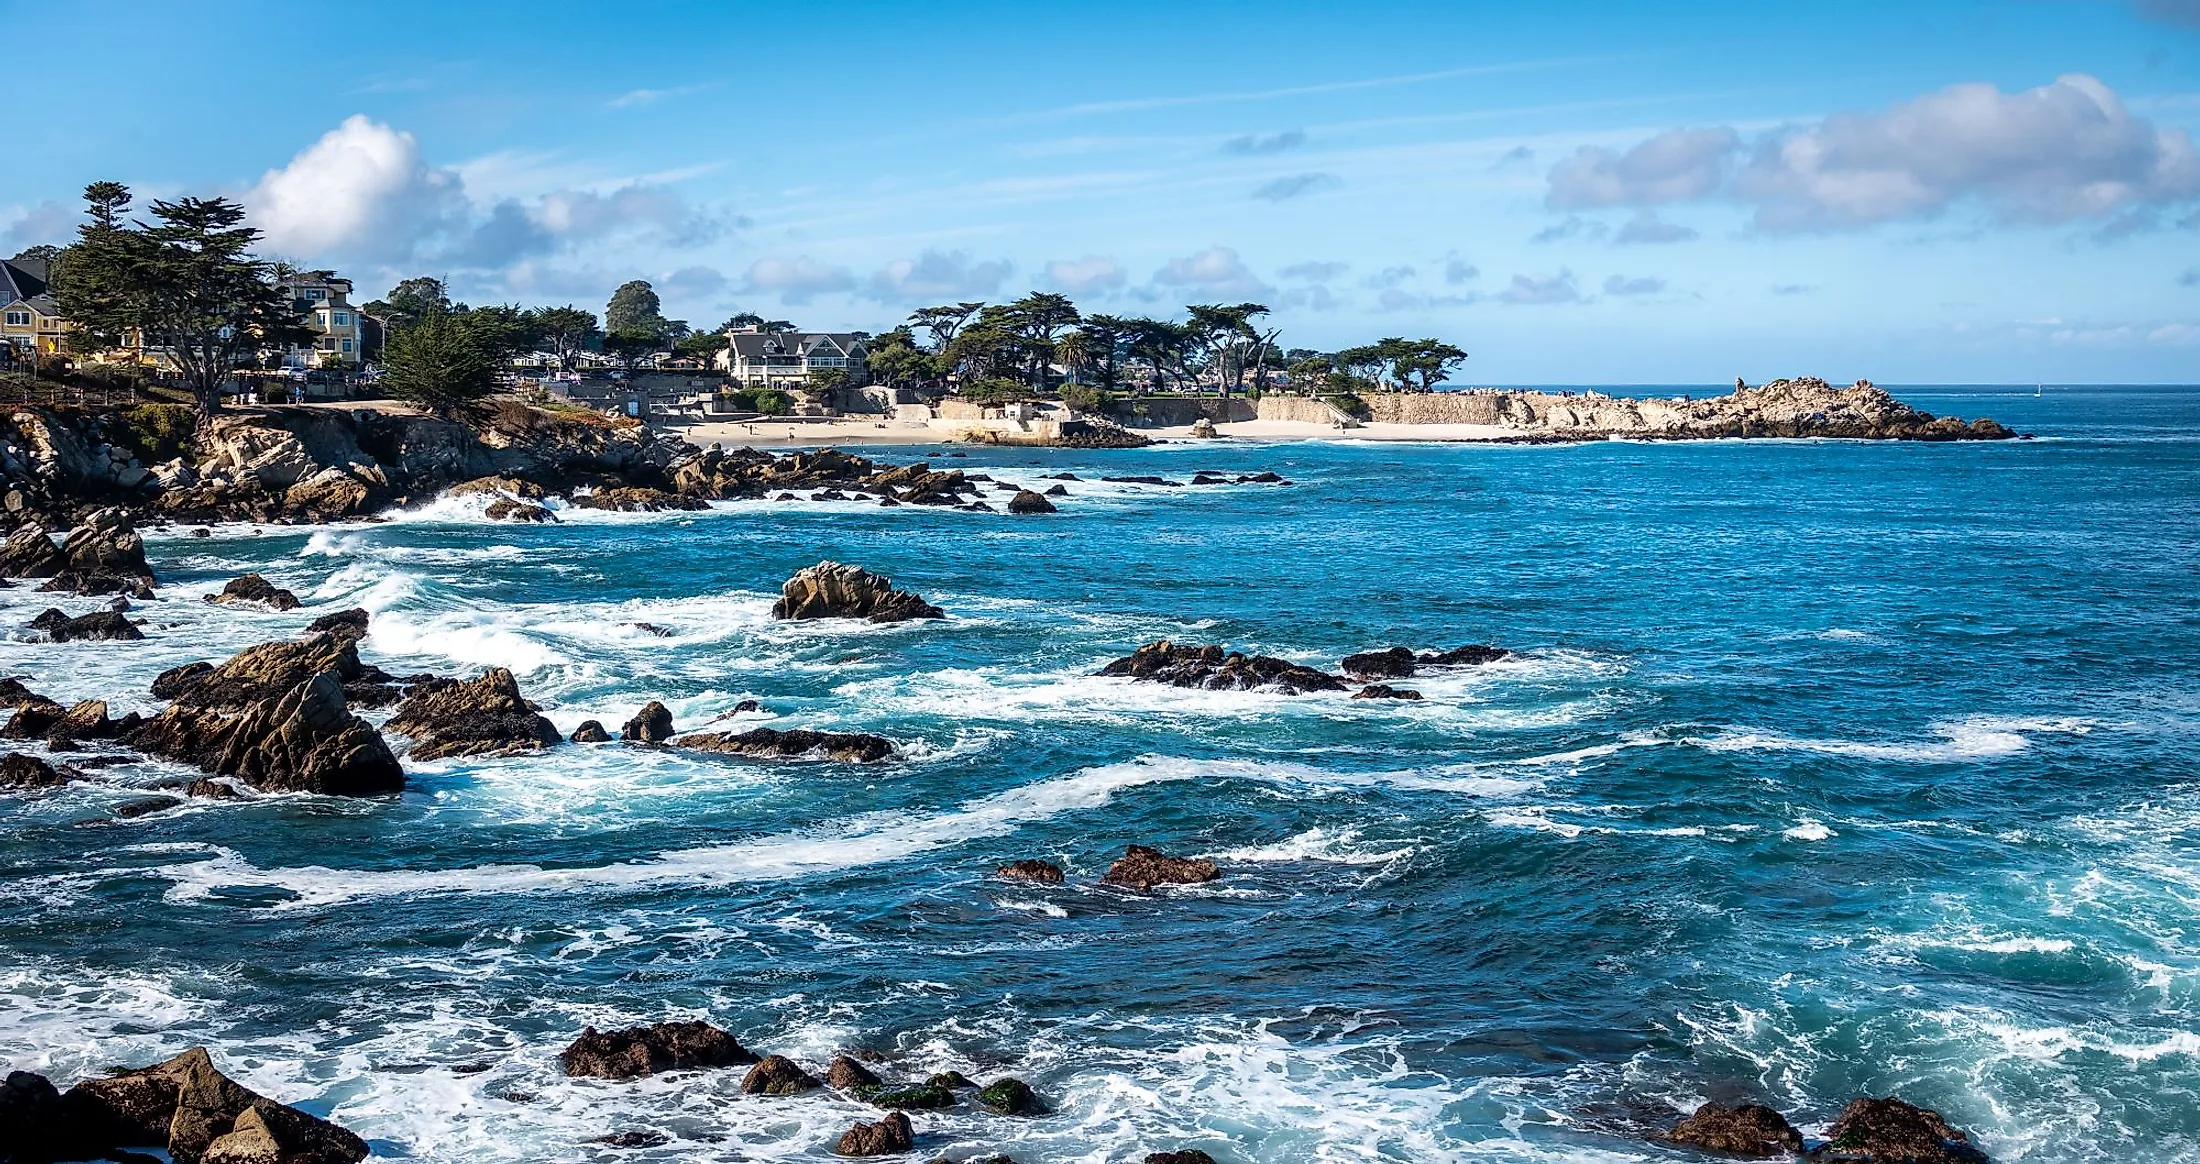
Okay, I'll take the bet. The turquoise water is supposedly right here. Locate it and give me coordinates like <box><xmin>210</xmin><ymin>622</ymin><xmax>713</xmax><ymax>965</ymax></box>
<box><xmin>2</xmin><ymin>386</ymin><xmax>2197</xmax><ymax>1162</ymax></box>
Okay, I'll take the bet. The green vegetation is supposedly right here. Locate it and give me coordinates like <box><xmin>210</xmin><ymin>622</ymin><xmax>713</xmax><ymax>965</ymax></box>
<box><xmin>720</xmin><ymin>385</ymin><xmax>789</xmax><ymax>415</ymax></box>
<box><xmin>113</xmin><ymin>403</ymin><xmax>196</xmax><ymax>463</ymax></box>
<box><xmin>379</xmin><ymin>311</ymin><xmax>499</xmax><ymax>417</ymax></box>
<box><xmin>958</xmin><ymin>377</ymin><xmax>1031</xmax><ymax>404</ymax></box>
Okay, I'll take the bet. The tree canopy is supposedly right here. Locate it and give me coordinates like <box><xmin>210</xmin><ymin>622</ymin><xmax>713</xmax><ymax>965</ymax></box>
<box><xmin>379</xmin><ymin>310</ymin><xmax>498</xmax><ymax>418</ymax></box>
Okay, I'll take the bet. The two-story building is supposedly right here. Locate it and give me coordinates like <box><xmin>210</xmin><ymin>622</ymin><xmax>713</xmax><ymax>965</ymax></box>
<box><xmin>717</xmin><ymin>327</ymin><xmax>869</xmax><ymax>388</ymax></box>
<box><xmin>275</xmin><ymin>271</ymin><xmax>365</xmax><ymax>368</ymax></box>
<box><xmin>0</xmin><ymin>256</ymin><xmax>67</xmax><ymax>366</ymax></box>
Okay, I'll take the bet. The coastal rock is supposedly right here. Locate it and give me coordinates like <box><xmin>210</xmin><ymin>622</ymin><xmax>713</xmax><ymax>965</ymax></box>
<box><xmin>208</xmin><ymin>573</ymin><xmax>300</xmax><ymax>611</ymax></box>
<box><xmin>448</xmin><ymin>475</ymin><xmax>546</xmax><ymax>500</ymax></box>
<box><xmin>1102</xmin><ymin>844</ymin><xmax>1220</xmax><ymax>890</ymax></box>
<box><xmin>570</xmin><ymin>720</ymin><xmax>612</xmax><ymax>743</ymax></box>
<box><xmin>1817</xmin><ymin>1097</ymin><xmax>1987</xmax><ymax>1162</ymax></box>
<box><xmin>1097</xmin><ymin>641</ymin><xmax>1346</xmax><ymax>694</ymax></box>
<box><xmin>305</xmin><ymin>608</ymin><xmax>369</xmax><ymax>643</ymax></box>
<box><xmin>576</xmin><ymin>486</ymin><xmax>708</xmax><ymax>512</ymax></box>
<box><xmin>1418</xmin><ymin>645</ymin><xmax>1509</xmax><ymax>667</ymax></box>
<box><xmin>29</xmin><ymin>607</ymin><xmax>144</xmax><ymax>642</ymax></box>
<box><xmin>741</xmin><ymin>1055</ymin><xmax>820</xmax><ymax>1096</ymax></box>
<box><xmin>559</xmin><ymin>1021</ymin><xmax>758</xmax><ymax>1079</ymax></box>
<box><xmin>153</xmin><ymin>661</ymin><xmax>216</xmax><ymax>700</ymax></box>
<box><xmin>1044</xmin><ymin>484</ymin><xmax>1068</xmax><ymax>496</ymax></box>
<box><xmin>828</xmin><ymin>1055</ymin><xmax>883</xmax><ymax>1090</ymax></box>
<box><xmin>1665</xmin><ymin>1102</ymin><xmax>1802</xmax><ymax>1157</ymax></box>
<box><xmin>1340</xmin><ymin>647</ymin><xmax>1417</xmax><ymax>679</ymax></box>
<box><xmin>1</xmin><ymin>752</ymin><xmax>79</xmax><ymax>789</ymax></box>
<box><xmin>772</xmin><ymin>561</ymin><xmax>944</xmax><ymax>622</ymax></box>
<box><xmin>1353</xmin><ymin>684</ymin><xmax>1421</xmax><ymax>700</ymax></box>
<box><xmin>927</xmin><ymin>1071</ymin><xmax>973</xmax><ymax>1090</ymax></box>
<box><xmin>592</xmin><ymin>1130</ymin><xmax>669</xmax><ymax>1149</ymax></box>
<box><xmin>996</xmin><ymin>859</ymin><xmax>1064</xmax><ymax>884</ymax></box>
<box><xmin>62</xmin><ymin>1047</ymin><xmax>368</xmax><ymax>1164</ymax></box>
<box><xmin>284</xmin><ymin>467</ymin><xmax>379</xmax><ymax>520</ymax></box>
<box><xmin>162</xmin><ymin>633</ymin><xmax>368</xmax><ymax>710</ymax></box>
<box><xmin>0</xmin><ymin>523</ymin><xmax>65</xmax><ymax>578</ymax></box>
<box><xmin>620</xmin><ymin>701</ymin><xmax>675</xmax><ymax>743</ymax></box>
<box><xmin>1190</xmin><ymin>417</ymin><xmax>1218</xmax><ymax>439</ymax></box>
<box><xmin>128</xmin><ymin>671</ymin><xmax>404</xmax><ymax>797</ymax></box>
<box><xmin>0</xmin><ymin>1070</ymin><xmax>81</xmax><ymax>1163</ymax></box>
<box><xmin>1144</xmin><ymin>1153</ymin><xmax>1218</xmax><ymax>1164</ymax></box>
<box><xmin>42</xmin><ymin>508</ymin><xmax>157</xmax><ymax>597</ymax></box>
<box><xmin>1006</xmin><ymin>490</ymin><xmax>1056</xmax><ymax>515</ymax></box>
<box><xmin>976</xmin><ymin>1078</ymin><xmax>1047</xmax><ymax>1116</ymax></box>
<box><xmin>116</xmin><ymin>795</ymin><xmax>184</xmax><ymax>818</ymax></box>
<box><xmin>870</xmin><ymin>1082</ymin><xmax>956</xmax><ymax>1110</ymax></box>
<box><xmin>673</xmin><ymin>727</ymin><xmax>895</xmax><ymax>763</ymax></box>
<box><xmin>834</xmin><ymin>1111</ymin><xmax>913</xmax><ymax>1156</ymax></box>
<box><xmin>484</xmin><ymin>499</ymin><xmax>556</xmax><ymax>522</ymax></box>
<box><xmin>386</xmin><ymin>668</ymin><xmax>561</xmax><ymax>760</ymax></box>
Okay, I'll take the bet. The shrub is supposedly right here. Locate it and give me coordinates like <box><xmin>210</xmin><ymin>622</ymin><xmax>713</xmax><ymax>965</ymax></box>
<box><xmin>114</xmin><ymin>403</ymin><xmax>197</xmax><ymax>463</ymax></box>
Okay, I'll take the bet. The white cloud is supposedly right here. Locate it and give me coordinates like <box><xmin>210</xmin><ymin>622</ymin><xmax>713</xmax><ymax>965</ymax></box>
<box><xmin>1614</xmin><ymin>212</ymin><xmax>1699</xmax><ymax>245</ymax></box>
<box><xmin>1442</xmin><ymin>255</ymin><xmax>1480</xmax><ymax>284</ymax></box>
<box><xmin>1531</xmin><ymin>216</ymin><xmax>1608</xmax><ymax>244</ymax></box>
<box><xmin>537</xmin><ymin>183</ymin><xmax>725</xmax><ymax>246</ymax></box>
<box><xmin>747</xmin><ymin>256</ymin><xmax>857</xmax><ymax>305</ymax></box>
<box><xmin>608</xmin><ymin>83</ymin><xmax>715</xmax><ymax>109</ymax></box>
<box><xmin>1042</xmin><ymin>255</ymin><xmax>1126</xmax><ymax>294</ymax></box>
<box><xmin>866</xmin><ymin>249</ymin><xmax>1013</xmax><ymax>302</ymax></box>
<box><xmin>1362</xmin><ymin>265</ymin><xmax>1416</xmax><ymax>289</ymax></box>
<box><xmin>4</xmin><ymin>201</ymin><xmax>76</xmax><ymax>250</ymax></box>
<box><xmin>248</xmin><ymin>115</ymin><xmax>465</xmax><ymax>260</ymax></box>
<box><xmin>1252</xmin><ymin>172</ymin><xmax>1342</xmax><ymax>202</ymax></box>
<box><xmin>1547</xmin><ymin>127</ymin><xmax>1740</xmax><ymax>209</ymax></box>
<box><xmin>1221</xmin><ymin>129</ymin><xmax>1306</xmax><ymax>155</ymax></box>
<box><xmin>1602</xmin><ymin>274</ymin><xmax>1667</xmax><ymax>296</ymax></box>
<box><xmin>1281</xmin><ymin>260</ymin><xmax>1347</xmax><ymax>281</ymax></box>
<box><xmin>1153</xmin><ymin>246</ymin><xmax>1273</xmax><ymax>298</ymax></box>
<box><xmin>1497</xmin><ymin>271</ymin><xmax>1584</xmax><ymax>305</ymax></box>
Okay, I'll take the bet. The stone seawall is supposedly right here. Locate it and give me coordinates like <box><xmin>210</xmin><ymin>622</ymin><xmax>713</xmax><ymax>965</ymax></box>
<box><xmin>1255</xmin><ymin>396</ymin><xmax>1357</xmax><ymax>425</ymax></box>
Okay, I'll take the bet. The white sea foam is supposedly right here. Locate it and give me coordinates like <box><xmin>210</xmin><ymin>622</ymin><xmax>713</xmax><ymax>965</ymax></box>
<box><xmin>1784</xmin><ymin>820</ymin><xmax>1835</xmax><ymax>841</ymax></box>
<box><xmin>1692</xmin><ymin>715</ymin><xmax>2094</xmax><ymax>763</ymax></box>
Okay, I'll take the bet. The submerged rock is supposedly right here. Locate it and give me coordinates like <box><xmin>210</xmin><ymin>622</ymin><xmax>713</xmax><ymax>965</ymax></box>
<box><xmin>61</xmin><ymin>1046</ymin><xmax>368</xmax><ymax>1164</ymax></box>
<box><xmin>207</xmin><ymin>573</ymin><xmax>300</xmax><ymax>611</ymax></box>
<box><xmin>1340</xmin><ymin>646</ymin><xmax>1416</xmax><ymax>679</ymax></box>
<box><xmin>673</xmin><ymin>727</ymin><xmax>894</xmax><ymax>763</ymax></box>
<box><xmin>741</xmin><ymin>1055</ymin><xmax>820</xmax><ymax>1096</ymax></box>
<box><xmin>976</xmin><ymin>1077</ymin><xmax>1047</xmax><ymax>1116</ymax></box>
<box><xmin>386</xmin><ymin>668</ymin><xmax>561</xmax><ymax>760</ymax></box>
<box><xmin>1101</xmin><ymin>845</ymin><xmax>1220</xmax><ymax>890</ymax></box>
<box><xmin>835</xmin><ymin>1111</ymin><xmax>913</xmax><ymax>1156</ymax></box>
<box><xmin>620</xmin><ymin>701</ymin><xmax>675</xmax><ymax>743</ymax></box>
<box><xmin>29</xmin><ymin>607</ymin><xmax>144</xmax><ymax>642</ymax></box>
<box><xmin>996</xmin><ymin>859</ymin><xmax>1064</xmax><ymax>884</ymax></box>
<box><xmin>1418</xmin><ymin>644</ymin><xmax>1509</xmax><ymax>667</ymax></box>
<box><xmin>1665</xmin><ymin>1102</ymin><xmax>1802</xmax><ymax>1157</ymax></box>
<box><xmin>576</xmin><ymin>486</ymin><xmax>707</xmax><ymax>512</ymax></box>
<box><xmin>1818</xmin><ymin>1096</ymin><xmax>1988</xmax><ymax>1162</ymax></box>
<box><xmin>559</xmin><ymin>1021</ymin><xmax>758</xmax><ymax>1079</ymax></box>
<box><xmin>1097</xmin><ymin>641</ymin><xmax>1345</xmax><ymax>694</ymax></box>
<box><xmin>1144</xmin><ymin>1153</ymin><xmax>1218</xmax><ymax>1164</ymax></box>
<box><xmin>772</xmin><ymin>561</ymin><xmax>944</xmax><ymax>623</ymax></box>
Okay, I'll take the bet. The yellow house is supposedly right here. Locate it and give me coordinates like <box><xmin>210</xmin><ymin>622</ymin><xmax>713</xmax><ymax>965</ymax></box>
<box><xmin>275</xmin><ymin>270</ymin><xmax>364</xmax><ymax>368</ymax></box>
<box><xmin>0</xmin><ymin>256</ymin><xmax>67</xmax><ymax>364</ymax></box>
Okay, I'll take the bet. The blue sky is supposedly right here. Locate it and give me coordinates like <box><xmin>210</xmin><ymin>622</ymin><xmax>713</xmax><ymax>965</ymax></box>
<box><xmin>5</xmin><ymin>0</ymin><xmax>2199</xmax><ymax>383</ymax></box>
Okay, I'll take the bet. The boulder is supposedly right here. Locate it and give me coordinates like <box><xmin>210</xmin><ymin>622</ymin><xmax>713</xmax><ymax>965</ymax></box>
<box><xmin>208</xmin><ymin>573</ymin><xmax>300</xmax><ymax>611</ymax></box>
<box><xmin>116</xmin><ymin>795</ymin><xmax>184</xmax><ymax>818</ymax></box>
<box><xmin>0</xmin><ymin>523</ymin><xmax>65</xmax><ymax>578</ymax></box>
<box><xmin>1044</xmin><ymin>484</ymin><xmax>1068</xmax><ymax>496</ymax></box>
<box><xmin>558</xmin><ymin>1021</ymin><xmax>758</xmax><ymax>1079</ymax></box>
<box><xmin>1145</xmin><ymin>1153</ymin><xmax>1217</xmax><ymax>1164</ymax></box>
<box><xmin>592</xmin><ymin>1130</ymin><xmax>669</xmax><ymax>1149</ymax></box>
<box><xmin>386</xmin><ymin>668</ymin><xmax>562</xmax><ymax>760</ymax></box>
<box><xmin>163</xmin><ymin>634</ymin><xmax>369</xmax><ymax>711</ymax></box>
<box><xmin>484</xmin><ymin>499</ymin><xmax>557</xmax><ymax>523</ymax></box>
<box><xmin>620</xmin><ymin>701</ymin><xmax>675</xmax><ymax>743</ymax></box>
<box><xmin>128</xmin><ymin>671</ymin><xmax>404</xmax><ymax>797</ymax></box>
<box><xmin>1818</xmin><ymin>1097</ymin><xmax>1988</xmax><ymax>1162</ymax></box>
<box><xmin>1664</xmin><ymin>1102</ymin><xmax>1802</xmax><ymax>1157</ymax></box>
<box><xmin>835</xmin><ymin>1111</ymin><xmax>913</xmax><ymax>1156</ymax></box>
<box><xmin>976</xmin><ymin>1078</ymin><xmax>1046</xmax><ymax>1116</ymax></box>
<box><xmin>1340</xmin><ymin>647</ymin><xmax>1416</xmax><ymax>679</ymax></box>
<box><xmin>1006</xmin><ymin>490</ymin><xmax>1056</xmax><ymax>515</ymax></box>
<box><xmin>740</xmin><ymin>1055</ymin><xmax>820</xmax><ymax>1096</ymax></box>
<box><xmin>1418</xmin><ymin>645</ymin><xmax>1510</xmax><ymax>667</ymax></box>
<box><xmin>305</xmin><ymin>608</ymin><xmax>369</xmax><ymax>644</ymax></box>
<box><xmin>869</xmin><ymin>1082</ymin><xmax>955</xmax><ymax>1110</ymax></box>
<box><xmin>827</xmin><ymin>1055</ymin><xmax>882</xmax><ymax>1090</ymax></box>
<box><xmin>0</xmin><ymin>1069</ymin><xmax>85</xmax><ymax>1163</ymax></box>
<box><xmin>1353</xmin><ymin>685</ymin><xmax>1422</xmax><ymax>701</ymax></box>
<box><xmin>926</xmin><ymin>1071</ymin><xmax>972</xmax><ymax>1089</ymax></box>
<box><xmin>43</xmin><ymin>507</ymin><xmax>157</xmax><ymax>596</ymax></box>
<box><xmin>1097</xmin><ymin>641</ymin><xmax>1345</xmax><ymax>694</ymax></box>
<box><xmin>1102</xmin><ymin>844</ymin><xmax>1220</xmax><ymax>890</ymax></box>
<box><xmin>61</xmin><ymin>1047</ymin><xmax>367</xmax><ymax>1164</ymax></box>
<box><xmin>448</xmin><ymin>475</ymin><xmax>546</xmax><ymax>500</ymax></box>
<box><xmin>772</xmin><ymin>561</ymin><xmax>944</xmax><ymax>622</ymax></box>
<box><xmin>996</xmin><ymin>859</ymin><xmax>1064</xmax><ymax>884</ymax></box>
<box><xmin>29</xmin><ymin>607</ymin><xmax>144</xmax><ymax>642</ymax></box>
<box><xmin>570</xmin><ymin>720</ymin><xmax>612</xmax><ymax>744</ymax></box>
<box><xmin>1190</xmin><ymin>416</ymin><xmax>1218</xmax><ymax>439</ymax></box>
<box><xmin>0</xmin><ymin>752</ymin><xmax>78</xmax><ymax>789</ymax></box>
<box><xmin>153</xmin><ymin>661</ymin><xmax>216</xmax><ymax>700</ymax></box>
<box><xmin>576</xmin><ymin>487</ymin><xmax>708</xmax><ymax>512</ymax></box>
<box><xmin>284</xmin><ymin>468</ymin><xmax>378</xmax><ymax>520</ymax></box>
<box><xmin>673</xmin><ymin>727</ymin><xmax>894</xmax><ymax>763</ymax></box>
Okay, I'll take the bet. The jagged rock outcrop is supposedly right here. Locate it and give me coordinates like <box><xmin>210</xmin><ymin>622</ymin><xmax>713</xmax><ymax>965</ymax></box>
<box><xmin>835</xmin><ymin>1111</ymin><xmax>913</xmax><ymax>1156</ymax></box>
<box><xmin>305</xmin><ymin>608</ymin><xmax>369</xmax><ymax>644</ymax></box>
<box><xmin>1</xmin><ymin>752</ymin><xmax>80</xmax><ymax>789</ymax></box>
<box><xmin>1145</xmin><ymin>1152</ymin><xmax>1218</xmax><ymax>1164</ymax></box>
<box><xmin>40</xmin><ymin>508</ymin><xmax>157</xmax><ymax>596</ymax></box>
<box><xmin>484</xmin><ymin>498</ymin><xmax>556</xmax><ymax>522</ymax></box>
<box><xmin>559</xmin><ymin>1021</ymin><xmax>758</xmax><ymax>1079</ymax></box>
<box><xmin>58</xmin><ymin>1046</ymin><xmax>368</xmax><ymax>1164</ymax></box>
<box><xmin>620</xmin><ymin>701</ymin><xmax>675</xmax><ymax>743</ymax></box>
<box><xmin>1098</xmin><ymin>642</ymin><xmax>1346</xmax><ymax>693</ymax></box>
<box><xmin>0</xmin><ymin>523</ymin><xmax>65</xmax><ymax>578</ymax></box>
<box><xmin>385</xmin><ymin>668</ymin><xmax>561</xmax><ymax>760</ymax></box>
<box><xmin>576</xmin><ymin>486</ymin><xmax>709</xmax><ymax>512</ymax></box>
<box><xmin>156</xmin><ymin>632</ymin><xmax>405</xmax><ymax>711</ymax></box>
<box><xmin>1420</xmin><ymin>644</ymin><xmax>1509</xmax><ymax>666</ymax></box>
<box><xmin>741</xmin><ymin>1055</ymin><xmax>820</xmax><ymax>1096</ymax></box>
<box><xmin>1340</xmin><ymin>647</ymin><xmax>1417</xmax><ymax>679</ymax></box>
<box><xmin>29</xmin><ymin>607</ymin><xmax>143</xmax><ymax>642</ymax></box>
<box><xmin>1665</xmin><ymin>1102</ymin><xmax>1803</xmax><ymax>1157</ymax></box>
<box><xmin>673</xmin><ymin>727</ymin><xmax>894</xmax><ymax>763</ymax></box>
<box><xmin>1817</xmin><ymin>1097</ymin><xmax>1988</xmax><ymax>1162</ymax></box>
<box><xmin>208</xmin><ymin>573</ymin><xmax>300</xmax><ymax>611</ymax></box>
<box><xmin>1353</xmin><ymin>684</ymin><xmax>1422</xmax><ymax>700</ymax></box>
<box><xmin>129</xmin><ymin>671</ymin><xmax>404</xmax><ymax>796</ymax></box>
<box><xmin>1006</xmin><ymin>489</ymin><xmax>1056</xmax><ymax>515</ymax></box>
<box><xmin>772</xmin><ymin>561</ymin><xmax>944</xmax><ymax>622</ymax></box>
<box><xmin>997</xmin><ymin>859</ymin><xmax>1064</xmax><ymax>884</ymax></box>
<box><xmin>1101</xmin><ymin>844</ymin><xmax>1220</xmax><ymax>889</ymax></box>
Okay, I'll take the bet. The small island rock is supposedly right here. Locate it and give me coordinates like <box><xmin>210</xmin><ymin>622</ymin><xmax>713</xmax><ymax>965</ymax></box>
<box><xmin>1102</xmin><ymin>844</ymin><xmax>1220</xmax><ymax>890</ymax></box>
<box><xmin>559</xmin><ymin>1021</ymin><xmax>758</xmax><ymax>1079</ymax></box>
<box><xmin>1665</xmin><ymin>1102</ymin><xmax>1803</xmax><ymax>1157</ymax></box>
<box><xmin>772</xmin><ymin>561</ymin><xmax>944</xmax><ymax>622</ymax></box>
<box><xmin>835</xmin><ymin>1111</ymin><xmax>913</xmax><ymax>1156</ymax></box>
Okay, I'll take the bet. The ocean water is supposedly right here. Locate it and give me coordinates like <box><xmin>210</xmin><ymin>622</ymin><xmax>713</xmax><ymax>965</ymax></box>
<box><xmin>2</xmin><ymin>385</ymin><xmax>2197</xmax><ymax>1163</ymax></box>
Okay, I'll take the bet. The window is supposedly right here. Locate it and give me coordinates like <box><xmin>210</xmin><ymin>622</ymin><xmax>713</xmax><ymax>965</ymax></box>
<box><xmin>304</xmin><ymin>288</ymin><xmax>324</xmax><ymax>301</ymax></box>
<box><xmin>333</xmin><ymin>312</ymin><xmax>349</xmax><ymax>326</ymax></box>
<box><xmin>4</xmin><ymin>311</ymin><xmax>28</xmax><ymax>327</ymax></box>
<box><xmin>341</xmin><ymin>339</ymin><xmax>354</xmax><ymax>354</ymax></box>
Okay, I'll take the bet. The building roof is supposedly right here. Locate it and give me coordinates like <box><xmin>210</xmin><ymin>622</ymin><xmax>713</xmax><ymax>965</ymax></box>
<box><xmin>725</xmin><ymin>331</ymin><xmax>866</xmax><ymax>360</ymax></box>
<box><xmin>0</xmin><ymin>257</ymin><xmax>51</xmax><ymax>303</ymax></box>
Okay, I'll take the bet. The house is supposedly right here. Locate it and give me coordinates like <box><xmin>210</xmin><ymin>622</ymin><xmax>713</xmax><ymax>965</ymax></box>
<box><xmin>0</xmin><ymin>256</ymin><xmax>67</xmax><ymax>365</ymax></box>
<box><xmin>274</xmin><ymin>271</ymin><xmax>364</xmax><ymax>368</ymax></box>
<box><xmin>717</xmin><ymin>326</ymin><xmax>869</xmax><ymax>388</ymax></box>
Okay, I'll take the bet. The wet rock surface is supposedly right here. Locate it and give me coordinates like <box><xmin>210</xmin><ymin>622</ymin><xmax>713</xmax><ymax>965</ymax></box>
<box><xmin>620</xmin><ymin>701</ymin><xmax>675</xmax><ymax>743</ymax></box>
<box><xmin>835</xmin><ymin>1110</ymin><xmax>913</xmax><ymax>1156</ymax></box>
<box><xmin>1340</xmin><ymin>646</ymin><xmax>1417</xmax><ymax>679</ymax></box>
<box><xmin>1665</xmin><ymin>1102</ymin><xmax>1803</xmax><ymax>1157</ymax></box>
<box><xmin>207</xmin><ymin>573</ymin><xmax>300</xmax><ymax>611</ymax></box>
<box><xmin>673</xmin><ymin>727</ymin><xmax>895</xmax><ymax>763</ymax></box>
<box><xmin>58</xmin><ymin>1047</ymin><xmax>368</xmax><ymax>1164</ymax></box>
<box><xmin>128</xmin><ymin>670</ymin><xmax>404</xmax><ymax>797</ymax></box>
<box><xmin>740</xmin><ymin>1055</ymin><xmax>820</xmax><ymax>1096</ymax></box>
<box><xmin>976</xmin><ymin>1077</ymin><xmax>1046</xmax><ymax>1116</ymax></box>
<box><xmin>1817</xmin><ymin>1096</ymin><xmax>1988</xmax><ymax>1162</ymax></box>
<box><xmin>559</xmin><ymin>1021</ymin><xmax>758</xmax><ymax>1079</ymax></box>
<box><xmin>1098</xmin><ymin>641</ymin><xmax>1346</xmax><ymax>693</ymax></box>
<box><xmin>385</xmin><ymin>668</ymin><xmax>561</xmax><ymax>760</ymax></box>
<box><xmin>773</xmin><ymin>561</ymin><xmax>944</xmax><ymax>622</ymax></box>
<box><xmin>1101</xmin><ymin>845</ymin><xmax>1221</xmax><ymax>889</ymax></box>
<box><xmin>996</xmin><ymin>859</ymin><xmax>1064</xmax><ymax>884</ymax></box>
<box><xmin>30</xmin><ymin>607</ymin><xmax>144</xmax><ymax>642</ymax></box>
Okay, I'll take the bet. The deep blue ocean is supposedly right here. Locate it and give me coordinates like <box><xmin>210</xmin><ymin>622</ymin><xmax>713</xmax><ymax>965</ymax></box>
<box><xmin>3</xmin><ymin>386</ymin><xmax>2197</xmax><ymax>1162</ymax></box>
